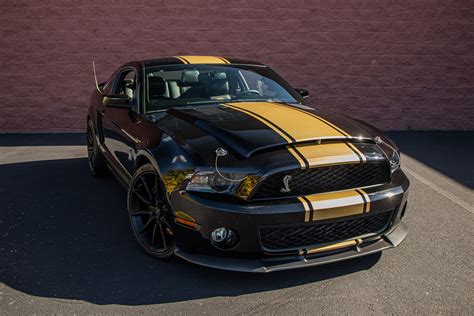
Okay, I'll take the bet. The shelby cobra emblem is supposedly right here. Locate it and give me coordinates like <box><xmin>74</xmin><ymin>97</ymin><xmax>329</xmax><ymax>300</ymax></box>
<box><xmin>280</xmin><ymin>175</ymin><xmax>293</xmax><ymax>193</ymax></box>
<box><xmin>87</xmin><ymin>55</ymin><xmax>409</xmax><ymax>272</ymax></box>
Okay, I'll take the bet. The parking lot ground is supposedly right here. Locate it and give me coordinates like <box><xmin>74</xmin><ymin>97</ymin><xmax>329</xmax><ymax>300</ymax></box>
<box><xmin>0</xmin><ymin>132</ymin><xmax>473</xmax><ymax>314</ymax></box>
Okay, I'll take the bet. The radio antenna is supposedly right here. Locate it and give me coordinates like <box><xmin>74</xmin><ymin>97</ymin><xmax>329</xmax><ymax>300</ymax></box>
<box><xmin>93</xmin><ymin>61</ymin><xmax>105</xmax><ymax>95</ymax></box>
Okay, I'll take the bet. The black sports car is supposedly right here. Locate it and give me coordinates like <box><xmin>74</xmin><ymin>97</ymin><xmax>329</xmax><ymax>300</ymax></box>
<box><xmin>87</xmin><ymin>55</ymin><xmax>409</xmax><ymax>272</ymax></box>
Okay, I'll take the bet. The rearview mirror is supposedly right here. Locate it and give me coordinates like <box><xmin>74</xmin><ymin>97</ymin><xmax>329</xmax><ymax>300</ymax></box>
<box><xmin>295</xmin><ymin>88</ymin><xmax>310</xmax><ymax>99</ymax></box>
<box><xmin>103</xmin><ymin>94</ymin><xmax>133</xmax><ymax>109</ymax></box>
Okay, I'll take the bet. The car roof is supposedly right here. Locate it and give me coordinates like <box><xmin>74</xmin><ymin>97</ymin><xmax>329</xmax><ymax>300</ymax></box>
<box><xmin>140</xmin><ymin>56</ymin><xmax>266</xmax><ymax>67</ymax></box>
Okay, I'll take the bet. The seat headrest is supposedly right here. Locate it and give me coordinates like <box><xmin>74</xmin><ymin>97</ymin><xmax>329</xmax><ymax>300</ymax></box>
<box><xmin>210</xmin><ymin>71</ymin><xmax>227</xmax><ymax>80</ymax></box>
<box><xmin>208</xmin><ymin>72</ymin><xmax>229</xmax><ymax>96</ymax></box>
<box><xmin>124</xmin><ymin>78</ymin><xmax>135</xmax><ymax>87</ymax></box>
<box><xmin>148</xmin><ymin>76</ymin><xmax>166</xmax><ymax>97</ymax></box>
<box><xmin>180</xmin><ymin>69</ymin><xmax>200</xmax><ymax>86</ymax></box>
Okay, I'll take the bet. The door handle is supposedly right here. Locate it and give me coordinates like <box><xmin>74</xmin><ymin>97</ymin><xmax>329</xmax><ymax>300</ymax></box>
<box><xmin>99</xmin><ymin>109</ymin><xmax>105</xmax><ymax>116</ymax></box>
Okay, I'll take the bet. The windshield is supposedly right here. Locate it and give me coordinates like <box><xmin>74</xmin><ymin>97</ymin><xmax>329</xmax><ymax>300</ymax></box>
<box><xmin>144</xmin><ymin>64</ymin><xmax>302</xmax><ymax>113</ymax></box>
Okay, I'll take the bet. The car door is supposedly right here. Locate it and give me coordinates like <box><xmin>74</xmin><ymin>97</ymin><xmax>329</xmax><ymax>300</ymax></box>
<box><xmin>101</xmin><ymin>68</ymin><xmax>140</xmax><ymax>178</ymax></box>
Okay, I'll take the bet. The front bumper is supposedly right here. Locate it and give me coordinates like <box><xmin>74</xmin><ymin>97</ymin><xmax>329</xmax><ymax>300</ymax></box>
<box><xmin>175</xmin><ymin>221</ymin><xmax>407</xmax><ymax>273</ymax></box>
<box><xmin>169</xmin><ymin>169</ymin><xmax>410</xmax><ymax>272</ymax></box>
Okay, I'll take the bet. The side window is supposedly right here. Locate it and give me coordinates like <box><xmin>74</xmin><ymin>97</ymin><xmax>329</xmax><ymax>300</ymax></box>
<box><xmin>114</xmin><ymin>70</ymin><xmax>136</xmax><ymax>100</ymax></box>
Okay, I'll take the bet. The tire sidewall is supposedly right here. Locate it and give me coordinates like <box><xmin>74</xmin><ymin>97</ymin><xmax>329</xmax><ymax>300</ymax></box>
<box><xmin>127</xmin><ymin>163</ymin><xmax>176</xmax><ymax>259</ymax></box>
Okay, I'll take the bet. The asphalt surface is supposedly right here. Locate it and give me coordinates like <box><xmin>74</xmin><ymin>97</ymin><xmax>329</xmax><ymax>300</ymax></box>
<box><xmin>0</xmin><ymin>132</ymin><xmax>473</xmax><ymax>315</ymax></box>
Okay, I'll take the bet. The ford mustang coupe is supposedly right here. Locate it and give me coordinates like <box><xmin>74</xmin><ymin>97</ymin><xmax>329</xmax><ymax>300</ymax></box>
<box><xmin>87</xmin><ymin>56</ymin><xmax>409</xmax><ymax>272</ymax></box>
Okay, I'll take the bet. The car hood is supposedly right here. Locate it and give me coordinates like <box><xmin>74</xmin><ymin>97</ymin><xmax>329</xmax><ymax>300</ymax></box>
<box><xmin>152</xmin><ymin>102</ymin><xmax>382</xmax><ymax>165</ymax></box>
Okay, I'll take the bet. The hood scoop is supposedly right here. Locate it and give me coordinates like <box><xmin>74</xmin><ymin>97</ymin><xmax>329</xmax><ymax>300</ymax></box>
<box><xmin>167</xmin><ymin>107</ymin><xmax>292</xmax><ymax>158</ymax></box>
<box><xmin>166</xmin><ymin>105</ymin><xmax>374</xmax><ymax>159</ymax></box>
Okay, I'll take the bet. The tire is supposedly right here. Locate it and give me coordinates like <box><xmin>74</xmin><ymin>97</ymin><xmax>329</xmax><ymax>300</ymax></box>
<box><xmin>127</xmin><ymin>163</ymin><xmax>176</xmax><ymax>259</ymax></box>
<box><xmin>86</xmin><ymin>119</ymin><xmax>109</xmax><ymax>177</ymax></box>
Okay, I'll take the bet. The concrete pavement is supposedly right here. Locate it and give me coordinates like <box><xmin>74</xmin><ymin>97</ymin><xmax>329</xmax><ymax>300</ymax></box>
<box><xmin>0</xmin><ymin>132</ymin><xmax>473</xmax><ymax>314</ymax></box>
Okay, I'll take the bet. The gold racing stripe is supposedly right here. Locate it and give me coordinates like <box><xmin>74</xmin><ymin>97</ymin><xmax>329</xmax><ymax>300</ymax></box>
<box><xmin>287</xmin><ymin>145</ymin><xmax>306</xmax><ymax>168</ymax></box>
<box><xmin>304</xmin><ymin>238</ymin><xmax>363</xmax><ymax>255</ymax></box>
<box><xmin>277</xmin><ymin>103</ymin><xmax>351</xmax><ymax>138</ymax></box>
<box><xmin>225</xmin><ymin>103</ymin><xmax>293</xmax><ymax>143</ymax></box>
<box><xmin>356</xmin><ymin>189</ymin><xmax>371</xmax><ymax>213</ymax></box>
<box><xmin>297</xmin><ymin>197</ymin><xmax>311</xmax><ymax>222</ymax></box>
<box><xmin>225</xmin><ymin>101</ymin><xmax>372</xmax><ymax>222</ymax></box>
<box><xmin>297</xmin><ymin>189</ymin><xmax>371</xmax><ymax>221</ymax></box>
<box><xmin>346</xmin><ymin>142</ymin><xmax>367</xmax><ymax>162</ymax></box>
<box><xmin>226</xmin><ymin>102</ymin><xmax>347</xmax><ymax>141</ymax></box>
<box><xmin>224</xmin><ymin>102</ymin><xmax>367</xmax><ymax>168</ymax></box>
<box><xmin>175</xmin><ymin>56</ymin><xmax>190</xmax><ymax>64</ymax></box>
<box><xmin>176</xmin><ymin>56</ymin><xmax>230</xmax><ymax>64</ymax></box>
<box><xmin>293</xmin><ymin>142</ymin><xmax>361</xmax><ymax>168</ymax></box>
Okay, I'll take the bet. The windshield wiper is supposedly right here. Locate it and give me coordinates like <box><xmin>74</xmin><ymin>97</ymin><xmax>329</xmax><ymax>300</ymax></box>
<box><xmin>146</xmin><ymin>100</ymin><xmax>302</xmax><ymax>114</ymax></box>
<box><xmin>147</xmin><ymin>110</ymin><xmax>167</xmax><ymax>114</ymax></box>
<box><xmin>147</xmin><ymin>101</ymin><xmax>223</xmax><ymax>113</ymax></box>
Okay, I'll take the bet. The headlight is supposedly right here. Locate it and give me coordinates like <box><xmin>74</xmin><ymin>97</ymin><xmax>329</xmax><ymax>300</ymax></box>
<box><xmin>186</xmin><ymin>171</ymin><xmax>241</xmax><ymax>193</ymax></box>
<box><xmin>375</xmin><ymin>136</ymin><xmax>401</xmax><ymax>173</ymax></box>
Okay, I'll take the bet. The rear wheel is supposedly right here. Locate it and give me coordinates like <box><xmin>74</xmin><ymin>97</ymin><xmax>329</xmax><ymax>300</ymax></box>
<box><xmin>127</xmin><ymin>164</ymin><xmax>175</xmax><ymax>258</ymax></box>
<box><xmin>86</xmin><ymin>119</ymin><xmax>108</xmax><ymax>177</ymax></box>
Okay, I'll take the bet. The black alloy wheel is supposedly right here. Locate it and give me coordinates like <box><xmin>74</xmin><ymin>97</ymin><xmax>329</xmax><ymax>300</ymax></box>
<box><xmin>127</xmin><ymin>164</ymin><xmax>175</xmax><ymax>258</ymax></box>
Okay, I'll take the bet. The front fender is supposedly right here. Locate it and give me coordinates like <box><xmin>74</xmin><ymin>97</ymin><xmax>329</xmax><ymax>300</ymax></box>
<box><xmin>135</xmin><ymin>133</ymin><xmax>195</xmax><ymax>194</ymax></box>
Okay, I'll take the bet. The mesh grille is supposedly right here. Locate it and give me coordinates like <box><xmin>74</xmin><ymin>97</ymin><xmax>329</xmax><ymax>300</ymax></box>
<box><xmin>259</xmin><ymin>211</ymin><xmax>392</xmax><ymax>251</ymax></box>
<box><xmin>252</xmin><ymin>162</ymin><xmax>390</xmax><ymax>200</ymax></box>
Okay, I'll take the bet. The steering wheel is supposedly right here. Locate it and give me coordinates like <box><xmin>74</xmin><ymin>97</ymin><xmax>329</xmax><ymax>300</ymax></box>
<box><xmin>237</xmin><ymin>90</ymin><xmax>260</xmax><ymax>97</ymax></box>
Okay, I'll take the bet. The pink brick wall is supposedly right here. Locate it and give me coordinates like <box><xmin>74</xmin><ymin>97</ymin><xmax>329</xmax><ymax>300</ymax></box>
<box><xmin>0</xmin><ymin>0</ymin><xmax>473</xmax><ymax>132</ymax></box>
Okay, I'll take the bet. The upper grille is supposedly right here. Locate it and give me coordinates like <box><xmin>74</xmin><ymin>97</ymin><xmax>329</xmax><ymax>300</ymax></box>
<box><xmin>251</xmin><ymin>162</ymin><xmax>390</xmax><ymax>200</ymax></box>
<box><xmin>259</xmin><ymin>211</ymin><xmax>392</xmax><ymax>251</ymax></box>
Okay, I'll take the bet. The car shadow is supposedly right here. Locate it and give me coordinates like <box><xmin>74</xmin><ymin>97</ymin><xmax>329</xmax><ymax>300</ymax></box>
<box><xmin>387</xmin><ymin>131</ymin><xmax>474</xmax><ymax>188</ymax></box>
<box><xmin>0</xmin><ymin>157</ymin><xmax>381</xmax><ymax>305</ymax></box>
<box><xmin>0</xmin><ymin>133</ymin><xmax>85</xmax><ymax>147</ymax></box>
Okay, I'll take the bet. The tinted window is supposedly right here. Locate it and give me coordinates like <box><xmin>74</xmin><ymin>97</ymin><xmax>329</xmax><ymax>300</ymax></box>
<box><xmin>114</xmin><ymin>70</ymin><xmax>136</xmax><ymax>99</ymax></box>
<box><xmin>144</xmin><ymin>65</ymin><xmax>302</xmax><ymax>113</ymax></box>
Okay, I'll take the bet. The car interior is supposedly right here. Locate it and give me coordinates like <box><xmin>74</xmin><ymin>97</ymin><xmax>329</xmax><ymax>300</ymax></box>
<box><xmin>148</xmin><ymin>69</ymin><xmax>235</xmax><ymax>103</ymax></box>
<box><xmin>144</xmin><ymin>66</ymin><xmax>298</xmax><ymax>112</ymax></box>
<box><xmin>115</xmin><ymin>70</ymin><xmax>136</xmax><ymax>99</ymax></box>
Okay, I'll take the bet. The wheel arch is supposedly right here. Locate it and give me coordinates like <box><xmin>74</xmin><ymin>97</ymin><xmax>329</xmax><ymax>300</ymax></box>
<box><xmin>135</xmin><ymin>150</ymin><xmax>160</xmax><ymax>175</ymax></box>
<box><xmin>134</xmin><ymin>137</ymin><xmax>196</xmax><ymax>196</ymax></box>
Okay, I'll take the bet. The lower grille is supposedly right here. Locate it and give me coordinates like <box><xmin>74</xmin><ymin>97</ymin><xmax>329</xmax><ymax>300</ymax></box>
<box><xmin>259</xmin><ymin>211</ymin><xmax>392</xmax><ymax>251</ymax></box>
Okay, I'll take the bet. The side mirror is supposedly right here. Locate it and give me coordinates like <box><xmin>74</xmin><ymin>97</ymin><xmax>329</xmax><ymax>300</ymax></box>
<box><xmin>295</xmin><ymin>88</ymin><xmax>310</xmax><ymax>99</ymax></box>
<box><xmin>103</xmin><ymin>94</ymin><xmax>134</xmax><ymax>109</ymax></box>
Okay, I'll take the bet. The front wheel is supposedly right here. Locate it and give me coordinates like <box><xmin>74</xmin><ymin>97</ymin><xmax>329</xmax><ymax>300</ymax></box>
<box><xmin>127</xmin><ymin>164</ymin><xmax>175</xmax><ymax>259</ymax></box>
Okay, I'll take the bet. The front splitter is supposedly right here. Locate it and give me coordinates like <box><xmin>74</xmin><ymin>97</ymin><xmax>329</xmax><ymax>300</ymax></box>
<box><xmin>174</xmin><ymin>221</ymin><xmax>408</xmax><ymax>273</ymax></box>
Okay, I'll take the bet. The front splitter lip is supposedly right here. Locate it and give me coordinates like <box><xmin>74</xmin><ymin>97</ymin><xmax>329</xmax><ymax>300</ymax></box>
<box><xmin>174</xmin><ymin>221</ymin><xmax>408</xmax><ymax>273</ymax></box>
